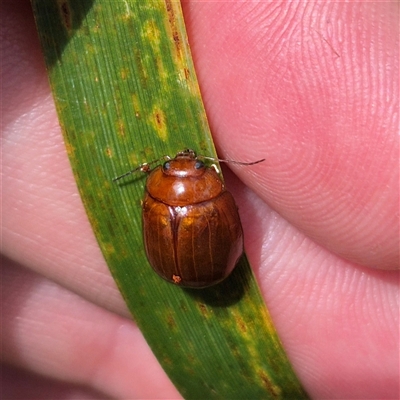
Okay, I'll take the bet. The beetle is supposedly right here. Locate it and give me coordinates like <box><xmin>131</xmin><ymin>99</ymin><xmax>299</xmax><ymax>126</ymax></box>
<box><xmin>113</xmin><ymin>149</ymin><xmax>264</xmax><ymax>288</ymax></box>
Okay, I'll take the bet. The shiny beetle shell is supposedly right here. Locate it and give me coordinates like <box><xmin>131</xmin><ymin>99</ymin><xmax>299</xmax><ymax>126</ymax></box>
<box><xmin>142</xmin><ymin>149</ymin><xmax>243</xmax><ymax>288</ymax></box>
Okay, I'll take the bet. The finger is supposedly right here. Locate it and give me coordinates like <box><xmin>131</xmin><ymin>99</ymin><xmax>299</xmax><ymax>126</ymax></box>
<box><xmin>1</xmin><ymin>257</ymin><xmax>181</xmax><ymax>399</ymax></box>
<box><xmin>1</xmin><ymin>364</ymin><xmax>111</xmax><ymax>400</ymax></box>
<box><xmin>226</xmin><ymin>172</ymin><xmax>399</xmax><ymax>399</ymax></box>
<box><xmin>1</xmin><ymin>0</ymin><xmax>127</xmax><ymax>313</ymax></box>
<box><xmin>183</xmin><ymin>1</ymin><xmax>399</xmax><ymax>269</ymax></box>
<box><xmin>1</xmin><ymin>4</ymin><xmax>398</xmax><ymax>398</ymax></box>
<box><xmin>1</xmin><ymin>112</ymin><xmax>126</xmax><ymax>314</ymax></box>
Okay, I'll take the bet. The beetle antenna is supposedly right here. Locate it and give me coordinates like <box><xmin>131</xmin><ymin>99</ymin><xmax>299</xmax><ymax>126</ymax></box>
<box><xmin>112</xmin><ymin>165</ymin><xmax>145</xmax><ymax>181</ymax></box>
<box><xmin>113</xmin><ymin>155</ymin><xmax>171</xmax><ymax>182</ymax></box>
<box><xmin>199</xmin><ymin>156</ymin><xmax>265</xmax><ymax>166</ymax></box>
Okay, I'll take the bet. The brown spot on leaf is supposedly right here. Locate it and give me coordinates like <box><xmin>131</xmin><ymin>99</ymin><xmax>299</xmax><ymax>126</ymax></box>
<box><xmin>198</xmin><ymin>303</ymin><xmax>208</xmax><ymax>316</ymax></box>
<box><xmin>184</xmin><ymin>68</ymin><xmax>190</xmax><ymax>80</ymax></box>
<box><xmin>259</xmin><ymin>371</ymin><xmax>281</xmax><ymax>398</ymax></box>
<box><xmin>58</xmin><ymin>0</ymin><xmax>72</xmax><ymax>31</ymax></box>
<box><xmin>155</xmin><ymin>113</ymin><xmax>162</xmax><ymax>127</ymax></box>
<box><xmin>151</xmin><ymin>107</ymin><xmax>167</xmax><ymax>140</ymax></box>
<box><xmin>164</xmin><ymin>0</ymin><xmax>182</xmax><ymax>60</ymax></box>
<box><xmin>235</xmin><ymin>316</ymin><xmax>247</xmax><ymax>333</ymax></box>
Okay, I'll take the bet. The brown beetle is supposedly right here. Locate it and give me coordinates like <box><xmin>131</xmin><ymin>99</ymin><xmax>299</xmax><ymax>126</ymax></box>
<box><xmin>114</xmin><ymin>149</ymin><xmax>264</xmax><ymax>288</ymax></box>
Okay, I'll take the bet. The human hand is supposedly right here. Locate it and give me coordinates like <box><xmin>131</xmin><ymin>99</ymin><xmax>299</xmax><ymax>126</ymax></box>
<box><xmin>2</xmin><ymin>1</ymin><xmax>398</xmax><ymax>398</ymax></box>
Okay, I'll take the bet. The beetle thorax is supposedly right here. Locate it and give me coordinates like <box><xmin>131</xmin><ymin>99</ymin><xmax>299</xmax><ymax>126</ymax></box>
<box><xmin>146</xmin><ymin>159</ymin><xmax>224</xmax><ymax>206</ymax></box>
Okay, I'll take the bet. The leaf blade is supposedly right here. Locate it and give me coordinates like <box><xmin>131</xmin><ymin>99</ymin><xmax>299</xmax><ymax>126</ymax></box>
<box><xmin>31</xmin><ymin>0</ymin><xmax>309</xmax><ymax>398</ymax></box>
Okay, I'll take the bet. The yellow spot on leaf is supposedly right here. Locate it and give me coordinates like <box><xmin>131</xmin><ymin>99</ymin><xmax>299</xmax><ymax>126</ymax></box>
<box><xmin>131</xmin><ymin>94</ymin><xmax>141</xmax><ymax>118</ymax></box>
<box><xmin>116</xmin><ymin>119</ymin><xmax>125</xmax><ymax>137</ymax></box>
<box><xmin>105</xmin><ymin>147</ymin><xmax>113</xmax><ymax>158</ymax></box>
<box><xmin>120</xmin><ymin>67</ymin><xmax>129</xmax><ymax>80</ymax></box>
<box><xmin>143</xmin><ymin>19</ymin><xmax>160</xmax><ymax>46</ymax></box>
<box><xmin>64</xmin><ymin>142</ymin><xmax>75</xmax><ymax>156</ymax></box>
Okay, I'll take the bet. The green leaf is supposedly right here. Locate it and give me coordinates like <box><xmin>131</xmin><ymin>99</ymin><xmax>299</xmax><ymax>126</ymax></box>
<box><xmin>31</xmin><ymin>0</ymin><xmax>309</xmax><ymax>398</ymax></box>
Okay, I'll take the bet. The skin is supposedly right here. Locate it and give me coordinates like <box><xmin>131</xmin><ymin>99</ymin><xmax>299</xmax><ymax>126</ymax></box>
<box><xmin>1</xmin><ymin>0</ymin><xmax>399</xmax><ymax>398</ymax></box>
